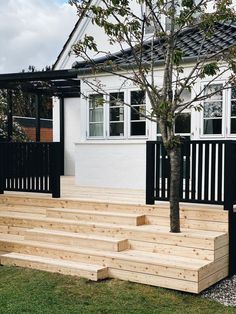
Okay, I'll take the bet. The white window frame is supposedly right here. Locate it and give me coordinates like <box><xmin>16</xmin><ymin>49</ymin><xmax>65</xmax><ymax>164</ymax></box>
<box><xmin>128</xmin><ymin>89</ymin><xmax>148</xmax><ymax>138</ymax></box>
<box><xmin>86</xmin><ymin>89</ymin><xmax>148</xmax><ymax>140</ymax></box>
<box><xmin>107</xmin><ymin>90</ymin><xmax>126</xmax><ymax>139</ymax></box>
<box><xmin>87</xmin><ymin>93</ymin><xmax>106</xmax><ymax>139</ymax></box>
<box><xmin>226</xmin><ymin>85</ymin><xmax>236</xmax><ymax>138</ymax></box>
<box><xmin>200</xmin><ymin>81</ymin><xmax>226</xmax><ymax>139</ymax></box>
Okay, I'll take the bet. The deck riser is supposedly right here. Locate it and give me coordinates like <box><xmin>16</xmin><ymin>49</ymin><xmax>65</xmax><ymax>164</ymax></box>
<box><xmin>129</xmin><ymin>240</ymin><xmax>229</xmax><ymax>261</ymax></box>
<box><xmin>146</xmin><ymin>216</ymin><xmax>228</xmax><ymax>232</ymax></box>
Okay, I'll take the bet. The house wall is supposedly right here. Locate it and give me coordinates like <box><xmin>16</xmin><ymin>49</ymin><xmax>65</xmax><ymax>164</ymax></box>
<box><xmin>75</xmin><ymin>142</ymin><xmax>146</xmax><ymax>189</ymax></box>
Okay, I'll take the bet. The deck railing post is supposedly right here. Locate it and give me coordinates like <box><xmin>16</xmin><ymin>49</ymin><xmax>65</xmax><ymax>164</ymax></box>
<box><xmin>224</xmin><ymin>142</ymin><xmax>234</xmax><ymax>211</ymax></box>
<box><xmin>224</xmin><ymin>142</ymin><xmax>236</xmax><ymax>276</ymax></box>
<box><xmin>0</xmin><ymin>144</ymin><xmax>4</xmax><ymax>194</ymax></box>
<box><xmin>50</xmin><ymin>143</ymin><xmax>61</xmax><ymax>198</ymax></box>
<box><xmin>146</xmin><ymin>141</ymin><xmax>155</xmax><ymax>205</ymax></box>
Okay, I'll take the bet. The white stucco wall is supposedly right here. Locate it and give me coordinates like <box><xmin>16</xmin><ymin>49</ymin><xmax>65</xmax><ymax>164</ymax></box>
<box><xmin>75</xmin><ymin>142</ymin><xmax>146</xmax><ymax>189</ymax></box>
<box><xmin>53</xmin><ymin>97</ymin><xmax>60</xmax><ymax>142</ymax></box>
<box><xmin>64</xmin><ymin>98</ymin><xmax>82</xmax><ymax>175</ymax></box>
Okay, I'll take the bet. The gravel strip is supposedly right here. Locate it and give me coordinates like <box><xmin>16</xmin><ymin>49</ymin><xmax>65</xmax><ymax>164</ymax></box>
<box><xmin>201</xmin><ymin>275</ymin><xmax>236</xmax><ymax>306</ymax></box>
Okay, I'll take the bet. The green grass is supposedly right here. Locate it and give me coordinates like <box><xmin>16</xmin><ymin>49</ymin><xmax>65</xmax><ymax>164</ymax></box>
<box><xmin>0</xmin><ymin>266</ymin><xmax>235</xmax><ymax>314</ymax></box>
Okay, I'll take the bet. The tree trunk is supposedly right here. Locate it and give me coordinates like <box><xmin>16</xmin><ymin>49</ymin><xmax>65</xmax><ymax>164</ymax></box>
<box><xmin>169</xmin><ymin>145</ymin><xmax>181</xmax><ymax>233</ymax></box>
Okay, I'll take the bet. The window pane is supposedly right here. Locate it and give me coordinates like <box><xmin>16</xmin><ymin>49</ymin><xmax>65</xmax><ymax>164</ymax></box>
<box><xmin>131</xmin><ymin>91</ymin><xmax>145</xmax><ymax>106</ymax></box>
<box><xmin>204</xmin><ymin>84</ymin><xmax>223</xmax><ymax>101</ymax></box>
<box><xmin>231</xmin><ymin>119</ymin><xmax>236</xmax><ymax>134</ymax></box>
<box><xmin>232</xmin><ymin>86</ymin><xmax>236</xmax><ymax>100</ymax></box>
<box><xmin>110</xmin><ymin>107</ymin><xmax>124</xmax><ymax>121</ymax></box>
<box><xmin>89</xmin><ymin>94</ymin><xmax>104</xmax><ymax>109</ymax></box>
<box><xmin>175</xmin><ymin>113</ymin><xmax>191</xmax><ymax>133</ymax></box>
<box><xmin>110</xmin><ymin>123</ymin><xmax>124</xmax><ymax>136</ymax></box>
<box><xmin>204</xmin><ymin>101</ymin><xmax>222</xmax><ymax>118</ymax></box>
<box><xmin>89</xmin><ymin>108</ymin><xmax>103</xmax><ymax>122</ymax></box>
<box><xmin>204</xmin><ymin>119</ymin><xmax>222</xmax><ymax>134</ymax></box>
<box><xmin>89</xmin><ymin>123</ymin><xmax>103</xmax><ymax>136</ymax></box>
<box><xmin>131</xmin><ymin>121</ymin><xmax>146</xmax><ymax>136</ymax></box>
<box><xmin>110</xmin><ymin>92</ymin><xmax>124</xmax><ymax>106</ymax></box>
<box><xmin>231</xmin><ymin>101</ymin><xmax>236</xmax><ymax>117</ymax></box>
<box><xmin>131</xmin><ymin>106</ymin><xmax>146</xmax><ymax>121</ymax></box>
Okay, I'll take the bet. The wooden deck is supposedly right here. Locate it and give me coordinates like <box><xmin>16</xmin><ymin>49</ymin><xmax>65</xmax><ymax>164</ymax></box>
<box><xmin>3</xmin><ymin>176</ymin><xmax>146</xmax><ymax>204</ymax></box>
<box><xmin>0</xmin><ymin>176</ymin><xmax>229</xmax><ymax>293</ymax></box>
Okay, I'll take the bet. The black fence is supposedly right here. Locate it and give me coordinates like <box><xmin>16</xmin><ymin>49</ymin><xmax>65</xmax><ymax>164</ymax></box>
<box><xmin>146</xmin><ymin>140</ymin><xmax>236</xmax><ymax>275</ymax></box>
<box><xmin>0</xmin><ymin>142</ymin><xmax>61</xmax><ymax>198</ymax></box>
<box><xmin>146</xmin><ymin>140</ymin><xmax>236</xmax><ymax>208</ymax></box>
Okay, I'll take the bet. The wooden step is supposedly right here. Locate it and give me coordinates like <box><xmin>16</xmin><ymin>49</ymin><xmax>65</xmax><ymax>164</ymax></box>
<box><xmin>25</xmin><ymin>228</ymin><xmax>129</xmax><ymax>252</ymax></box>
<box><xmin>0</xmin><ymin>252</ymin><xmax>108</xmax><ymax>281</ymax></box>
<box><xmin>0</xmin><ymin>204</ymin><xmax>47</xmax><ymax>215</ymax></box>
<box><xmin>0</xmin><ymin>212</ymin><xmax>227</xmax><ymax>252</ymax></box>
<box><xmin>1</xmin><ymin>195</ymin><xmax>228</xmax><ymax>231</ymax></box>
<box><xmin>46</xmin><ymin>208</ymin><xmax>146</xmax><ymax>226</ymax></box>
<box><xmin>0</xmin><ymin>235</ymin><xmax>228</xmax><ymax>293</ymax></box>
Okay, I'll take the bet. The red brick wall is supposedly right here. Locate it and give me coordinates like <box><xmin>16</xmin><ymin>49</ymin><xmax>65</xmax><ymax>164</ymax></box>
<box><xmin>22</xmin><ymin>127</ymin><xmax>53</xmax><ymax>142</ymax></box>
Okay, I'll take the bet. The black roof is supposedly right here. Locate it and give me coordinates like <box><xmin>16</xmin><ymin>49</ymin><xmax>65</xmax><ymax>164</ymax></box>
<box><xmin>72</xmin><ymin>22</ymin><xmax>236</xmax><ymax>71</ymax></box>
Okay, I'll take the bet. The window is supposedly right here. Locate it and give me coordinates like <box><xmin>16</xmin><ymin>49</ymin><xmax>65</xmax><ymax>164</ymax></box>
<box><xmin>175</xmin><ymin>113</ymin><xmax>191</xmax><ymax>134</ymax></box>
<box><xmin>203</xmin><ymin>84</ymin><xmax>223</xmax><ymax>135</ymax></box>
<box><xmin>87</xmin><ymin>90</ymin><xmax>147</xmax><ymax>139</ymax></box>
<box><xmin>109</xmin><ymin>92</ymin><xmax>124</xmax><ymax>137</ymax></box>
<box><xmin>130</xmin><ymin>91</ymin><xmax>146</xmax><ymax>136</ymax></box>
<box><xmin>89</xmin><ymin>94</ymin><xmax>104</xmax><ymax>137</ymax></box>
<box><xmin>231</xmin><ymin>86</ymin><xmax>236</xmax><ymax>134</ymax></box>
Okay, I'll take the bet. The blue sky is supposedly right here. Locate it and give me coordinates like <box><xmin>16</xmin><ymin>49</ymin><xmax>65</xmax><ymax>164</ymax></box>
<box><xmin>0</xmin><ymin>0</ymin><xmax>78</xmax><ymax>73</ymax></box>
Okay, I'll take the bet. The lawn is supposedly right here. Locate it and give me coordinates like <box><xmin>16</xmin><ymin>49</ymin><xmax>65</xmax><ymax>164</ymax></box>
<box><xmin>0</xmin><ymin>266</ymin><xmax>235</xmax><ymax>314</ymax></box>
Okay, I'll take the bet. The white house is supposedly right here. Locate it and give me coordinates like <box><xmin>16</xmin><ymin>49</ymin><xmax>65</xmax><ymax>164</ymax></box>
<box><xmin>53</xmin><ymin>1</ymin><xmax>236</xmax><ymax>190</ymax></box>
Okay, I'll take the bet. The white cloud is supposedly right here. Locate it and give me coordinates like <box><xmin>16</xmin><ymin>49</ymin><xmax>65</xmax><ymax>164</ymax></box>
<box><xmin>0</xmin><ymin>0</ymin><xmax>77</xmax><ymax>73</ymax></box>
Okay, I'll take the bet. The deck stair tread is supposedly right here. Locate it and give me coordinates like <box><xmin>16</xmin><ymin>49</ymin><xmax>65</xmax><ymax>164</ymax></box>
<box><xmin>0</xmin><ymin>211</ymin><xmax>225</xmax><ymax>238</ymax></box>
<box><xmin>0</xmin><ymin>234</ymin><xmax>212</xmax><ymax>269</ymax></box>
<box><xmin>26</xmin><ymin>228</ymin><xmax>127</xmax><ymax>242</ymax></box>
<box><xmin>25</xmin><ymin>228</ymin><xmax>129</xmax><ymax>252</ymax></box>
<box><xmin>0</xmin><ymin>204</ymin><xmax>48</xmax><ymax>213</ymax></box>
<box><xmin>0</xmin><ymin>211</ymin><xmax>46</xmax><ymax>219</ymax></box>
<box><xmin>46</xmin><ymin>208</ymin><xmax>146</xmax><ymax>226</ymax></box>
<box><xmin>47</xmin><ymin>208</ymin><xmax>145</xmax><ymax>218</ymax></box>
<box><xmin>0</xmin><ymin>252</ymin><xmax>108</xmax><ymax>280</ymax></box>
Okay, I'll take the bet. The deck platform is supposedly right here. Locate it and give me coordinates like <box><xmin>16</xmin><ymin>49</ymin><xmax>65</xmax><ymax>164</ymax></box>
<box><xmin>0</xmin><ymin>176</ymin><xmax>229</xmax><ymax>293</ymax></box>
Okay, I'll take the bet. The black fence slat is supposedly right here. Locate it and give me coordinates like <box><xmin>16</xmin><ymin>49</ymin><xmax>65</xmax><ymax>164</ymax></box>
<box><xmin>161</xmin><ymin>146</ymin><xmax>166</xmax><ymax>199</ymax></box>
<box><xmin>204</xmin><ymin>143</ymin><xmax>210</xmax><ymax>201</ymax></box>
<box><xmin>155</xmin><ymin>143</ymin><xmax>160</xmax><ymax>199</ymax></box>
<box><xmin>211</xmin><ymin>143</ymin><xmax>216</xmax><ymax>202</ymax></box>
<box><xmin>146</xmin><ymin>142</ymin><xmax>155</xmax><ymax>204</ymax></box>
<box><xmin>191</xmin><ymin>143</ymin><xmax>196</xmax><ymax>200</ymax></box>
<box><xmin>218</xmin><ymin>143</ymin><xmax>223</xmax><ymax>203</ymax></box>
<box><xmin>197</xmin><ymin>143</ymin><xmax>203</xmax><ymax>201</ymax></box>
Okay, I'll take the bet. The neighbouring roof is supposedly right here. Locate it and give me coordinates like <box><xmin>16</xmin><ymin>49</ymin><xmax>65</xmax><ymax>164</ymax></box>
<box><xmin>14</xmin><ymin>117</ymin><xmax>52</xmax><ymax>128</ymax></box>
<box><xmin>0</xmin><ymin>69</ymin><xmax>80</xmax><ymax>98</ymax></box>
<box><xmin>72</xmin><ymin>22</ymin><xmax>236</xmax><ymax>72</ymax></box>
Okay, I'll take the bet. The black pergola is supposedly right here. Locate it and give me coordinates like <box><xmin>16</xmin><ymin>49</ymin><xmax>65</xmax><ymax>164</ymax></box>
<box><xmin>0</xmin><ymin>69</ymin><xmax>80</xmax><ymax>174</ymax></box>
